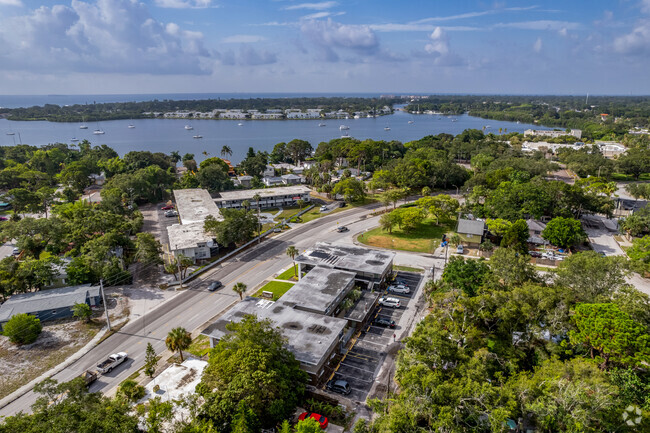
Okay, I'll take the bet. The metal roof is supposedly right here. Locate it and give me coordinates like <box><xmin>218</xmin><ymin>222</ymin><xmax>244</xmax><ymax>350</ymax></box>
<box><xmin>457</xmin><ymin>219</ymin><xmax>485</xmax><ymax>236</ymax></box>
<box><xmin>0</xmin><ymin>284</ymin><xmax>98</xmax><ymax>322</ymax></box>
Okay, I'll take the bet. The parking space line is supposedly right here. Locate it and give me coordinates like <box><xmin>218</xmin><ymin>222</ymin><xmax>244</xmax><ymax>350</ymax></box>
<box><xmin>356</xmin><ymin>339</ymin><xmax>388</xmax><ymax>349</ymax></box>
<box><xmin>339</xmin><ymin>362</ymin><xmax>376</xmax><ymax>375</ymax></box>
<box><xmin>346</xmin><ymin>352</ymin><xmax>379</xmax><ymax>362</ymax></box>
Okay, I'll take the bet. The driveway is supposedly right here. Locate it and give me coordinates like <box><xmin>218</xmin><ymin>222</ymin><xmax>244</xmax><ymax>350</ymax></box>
<box><xmin>585</xmin><ymin>227</ymin><xmax>625</xmax><ymax>256</ymax></box>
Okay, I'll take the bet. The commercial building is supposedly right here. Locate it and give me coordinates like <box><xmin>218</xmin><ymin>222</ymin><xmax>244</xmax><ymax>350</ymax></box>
<box><xmin>168</xmin><ymin>189</ymin><xmax>222</xmax><ymax>262</ymax></box>
<box><xmin>214</xmin><ymin>185</ymin><xmax>311</xmax><ymax>210</ymax></box>
<box><xmin>0</xmin><ymin>284</ymin><xmax>101</xmax><ymax>331</ymax></box>
<box><xmin>201</xmin><ymin>297</ymin><xmax>348</xmax><ymax>380</ymax></box>
<box><xmin>295</xmin><ymin>242</ymin><xmax>394</xmax><ymax>288</ymax></box>
<box><xmin>280</xmin><ymin>267</ymin><xmax>356</xmax><ymax>316</ymax></box>
<box><xmin>524</xmin><ymin>129</ymin><xmax>582</xmax><ymax>139</ymax></box>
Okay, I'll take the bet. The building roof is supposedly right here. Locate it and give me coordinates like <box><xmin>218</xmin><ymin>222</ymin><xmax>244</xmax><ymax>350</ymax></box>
<box><xmin>526</xmin><ymin>219</ymin><xmax>546</xmax><ymax>233</ymax></box>
<box><xmin>280</xmin><ymin>267</ymin><xmax>356</xmax><ymax>315</ymax></box>
<box><xmin>201</xmin><ymin>297</ymin><xmax>347</xmax><ymax>367</ymax></box>
<box><xmin>281</xmin><ymin>174</ymin><xmax>301</xmax><ymax>180</ymax></box>
<box><xmin>457</xmin><ymin>219</ymin><xmax>485</xmax><ymax>236</ymax></box>
<box><xmin>0</xmin><ymin>284</ymin><xmax>99</xmax><ymax>322</ymax></box>
<box><xmin>214</xmin><ymin>185</ymin><xmax>311</xmax><ymax>202</ymax></box>
<box><xmin>173</xmin><ymin>189</ymin><xmax>222</xmax><ymax>224</ymax></box>
<box><xmin>296</xmin><ymin>242</ymin><xmax>395</xmax><ymax>277</ymax></box>
<box><xmin>167</xmin><ymin>222</ymin><xmax>215</xmax><ymax>251</ymax></box>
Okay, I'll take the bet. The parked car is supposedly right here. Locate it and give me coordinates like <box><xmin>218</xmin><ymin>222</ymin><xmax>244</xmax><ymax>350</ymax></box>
<box><xmin>207</xmin><ymin>281</ymin><xmax>223</xmax><ymax>291</ymax></box>
<box><xmin>456</xmin><ymin>245</ymin><xmax>464</xmax><ymax>254</ymax></box>
<box><xmin>12</xmin><ymin>247</ymin><xmax>20</xmax><ymax>256</ymax></box>
<box><xmin>0</xmin><ymin>216</ymin><xmax>8</xmax><ymax>221</ymax></box>
<box><xmin>78</xmin><ymin>369</ymin><xmax>99</xmax><ymax>386</ymax></box>
<box><xmin>164</xmin><ymin>210</ymin><xmax>178</xmax><ymax>217</ymax></box>
<box><xmin>387</xmin><ymin>284</ymin><xmax>410</xmax><ymax>294</ymax></box>
<box><xmin>161</xmin><ymin>204</ymin><xmax>175</xmax><ymax>210</ymax></box>
<box><xmin>392</xmin><ymin>276</ymin><xmax>409</xmax><ymax>286</ymax></box>
<box><xmin>326</xmin><ymin>379</ymin><xmax>352</xmax><ymax>395</ymax></box>
<box><xmin>336</xmin><ymin>226</ymin><xmax>349</xmax><ymax>233</ymax></box>
<box><xmin>373</xmin><ymin>317</ymin><xmax>396</xmax><ymax>328</ymax></box>
<box><xmin>528</xmin><ymin>251</ymin><xmax>542</xmax><ymax>258</ymax></box>
<box><xmin>320</xmin><ymin>205</ymin><xmax>328</xmax><ymax>212</ymax></box>
<box><xmin>378</xmin><ymin>296</ymin><xmax>401</xmax><ymax>308</ymax></box>
<box><xmin>298</xmin><ymin>412</ymin><xmax>328</xmax><ymax>429</ymax></box>
<box><xmin>96</xmin><ymin>352</ymin><xmax>128</xmax><ymax>374</ymax></box>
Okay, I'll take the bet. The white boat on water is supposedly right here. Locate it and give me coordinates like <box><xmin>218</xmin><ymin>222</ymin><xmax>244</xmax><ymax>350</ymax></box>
<box><xmin>93</xmin><ymin>129</ymin><xmax>105</xmax><ymax>135</ymax></box>
<box><xmin>184</xmin><ymin>125</ymin><xmax>193</xmax><ymax>130</ymax></box>
<box><xmin>341</xmin><ymin>132</ymin><xmax>350</xmax><ymax>138</ymax></box>
<box><xmin>237</xmin><ymin>122</ymin><xmax>243</xmax><ymax>126</ymax></box>
<box><xmin>193</xmin><ymin>135</ymin><xmax>203</xmax><ymax>139</ymax></box>
<box><xmin>79</xmin><ymin>116</ymin><xmax>88</xmax><ymax>129</ymax></box>
<box><xmin>79</xmin><ymin>125</ymin><xmax>88</xmax><ymax>129</ymax></box>
<box><xmin>128</xmin><ymin>124</ymin><xmax>135</xmax><ymax>129</ymax></box>
<box><xmin>384</xmin><ymin>126</ymin><xmax>391</xmax><ymax>131</ymax></box>
<box><xmin>408</xmin><ymin>120</ymin><xmax>414</xmax><ymax>124</ymax></box>
<box><xmin>71</xmin><ymin>137</ymin><xmax>79</xmax><ymax>142</ymax></box>
<box><xmin>451</xmin><ymin>118</ymin><xmax>458</xmax><ymax>122</ymax></box>
<box><xmin>318</xmin><ymin>123</ymin><xmax>326</xmax><ymax>127</ymax></box>
<box><xmin>339</xmin><ymin>125</ymin><xmax>350</xmax><ymax>130</ymax></box>
<box><xmin>6</xmin><ymin>132</ymin><xmax>15</xmax><ymax>135</ymax></box>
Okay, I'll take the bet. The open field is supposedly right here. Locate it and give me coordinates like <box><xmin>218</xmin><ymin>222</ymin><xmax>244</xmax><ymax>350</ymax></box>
<box><xmin>358</xmin><ymin>219</ymin><xmax>455</xmax><ymax>253</ymax></box>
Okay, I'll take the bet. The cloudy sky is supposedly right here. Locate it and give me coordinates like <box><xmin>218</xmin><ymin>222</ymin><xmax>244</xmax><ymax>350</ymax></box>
<box><xmin>0</xmin><ymin>0</ymin><xmax>649</xmax><ymax>95</ymax></box>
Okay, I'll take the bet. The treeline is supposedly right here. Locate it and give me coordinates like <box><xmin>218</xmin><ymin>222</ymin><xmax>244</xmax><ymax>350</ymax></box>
<box><xmin>406</xmin><ymin>95</ymin><xmax>650</xmax><ymax>140</ymax></box>
<box><xmin>2</xmin><ymin>96</ymin><xmax>402</xmax><ymax>122</ymax></box>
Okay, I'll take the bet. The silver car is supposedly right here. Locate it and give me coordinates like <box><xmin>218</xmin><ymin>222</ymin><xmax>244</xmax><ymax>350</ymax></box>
<box><xmin>379</xmin><ymin>296</ymin><xmax>401</xmax><ymax>308</ymax></box>
<box><xmin>387</xmin><ymin>284</ymin><xmax>410</xmax><ymax>294</ymax></box>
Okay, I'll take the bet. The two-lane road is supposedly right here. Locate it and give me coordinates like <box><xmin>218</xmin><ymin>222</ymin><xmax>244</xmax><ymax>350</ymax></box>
<box><xmin>0</xmin><ymin>202</ymin><xmax>383</xmax><ymax>417</ymax></box>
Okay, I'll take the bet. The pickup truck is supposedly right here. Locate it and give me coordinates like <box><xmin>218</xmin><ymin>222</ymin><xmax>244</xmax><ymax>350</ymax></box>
<box><xmin>78</xmin><ymin>369</ymin><xmax>99</xmax><ymax>386</ymax></box>
<box><xmin>96</xmin><ymin>352</ymin><xmax>128</xmax><ymax>374</ymax></box>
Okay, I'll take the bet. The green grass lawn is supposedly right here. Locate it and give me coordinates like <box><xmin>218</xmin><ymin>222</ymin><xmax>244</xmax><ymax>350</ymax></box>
<box><xmin>358</xmin><ymin>219</ymin><xmax>455</xmax><ymax>253</ymax></box>
<box><xmin>393</xmin><ymin>265</ymin><xmax>424</xmax><ymax>273</ymax></box>
<box><xmin>187</xmin><ymin>334</ymin><xmax>211</xmax><ymax>358</ymax></box>
<box><xmin>276</xmin><ymin>266</ymin><xmax>300</xmax><ymax>281</ymax></box>
<box><xmin>252</xmin><ymin>280</ymin><xmax>294</xmax><ymax>301</ymax></box>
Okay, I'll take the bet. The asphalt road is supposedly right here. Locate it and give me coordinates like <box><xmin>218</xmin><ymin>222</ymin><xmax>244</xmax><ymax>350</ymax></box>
<box><xmin>0</xmin><ymin>202</ymin><xmax>383</xmax><ymax>417</ymax></box>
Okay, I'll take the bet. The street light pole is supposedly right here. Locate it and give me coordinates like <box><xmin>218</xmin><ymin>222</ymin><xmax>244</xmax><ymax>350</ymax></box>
<box><xmin>175</xmin><ymin>246</ymin><xmax>184</xmax><ymax>289</ymax></box>
<box><xmin>100</xmin><ymin>279</ymin><xmax>111</xmax><ymax>331</ymax></box>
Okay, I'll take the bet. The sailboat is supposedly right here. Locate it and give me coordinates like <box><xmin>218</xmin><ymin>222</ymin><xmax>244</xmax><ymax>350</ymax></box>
<box><xmin>184</xmin><ymin>125</ymin><xmax>193</xmax><ymax>130</ymax></box>
<box><xmin>93</xmin><ymin>122</ymin><xmax>105</xmax><ymax>135</ymax></box>
<box><xmin>318</xmin><ymin>123</ymin><xmax>326</xmax><ymax>127</ymax></box>
<box><xmin>127</xmin><ymin>120</ymin><xmax>135</xmax><ymax>129</ymax></box>
<box><xmin>384</xmin><ymin>125</ymin><xmax>391</xmax><ymax>131</ymax></box>
<box><xmin>6</xmin><ymin>132</ymin><xmax>15</xmax><ymax>135</ymax></box>
<box><xmin>193</xmin><ymin>134</ymin><xmax>203</xmax><ymax>139</ymax></box>
<box><xmin>79</xmin><ymin>116</ymin><xmax>88</xmax><ymax>129</ymax></box>
<box><xmin>71</xmin><ymin>137</ymin><xmax>79</xmax><ymax>142</ymax></box>
<box><xmin>339</xmin><ymin>125</ymin><xmax>350</xmax><ymax>130</ymax></box>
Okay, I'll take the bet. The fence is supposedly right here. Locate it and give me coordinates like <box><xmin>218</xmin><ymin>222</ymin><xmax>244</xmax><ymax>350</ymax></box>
<box><xmin>168</xmin><ymin>204</ymin><xmax>316</xmax><ymax>287</ymax></box>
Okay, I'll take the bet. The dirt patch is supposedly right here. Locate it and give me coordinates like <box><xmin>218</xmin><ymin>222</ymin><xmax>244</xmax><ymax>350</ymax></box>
<box><xmin>177</xmin><ymin>369</ymin><xmax>197</xmax><ymax>388</ymax></box>
<box><xmin>0</xmin><ymin>294</ymin><xmax>129</xmax><ymax>400</ymax></box>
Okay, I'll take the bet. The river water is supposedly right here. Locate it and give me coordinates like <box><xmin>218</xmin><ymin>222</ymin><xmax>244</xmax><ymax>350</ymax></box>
<box><xmin>1</xmin><ymin>110</ymin><xmax>544</xmax><ymax>163</ymax></box>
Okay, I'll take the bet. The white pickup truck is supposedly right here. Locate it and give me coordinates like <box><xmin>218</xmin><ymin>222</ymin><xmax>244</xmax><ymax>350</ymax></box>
<box><xmin>96</xmin><ymin>352</ymin><xmax>128</xmax><ymax>374</ymax></box>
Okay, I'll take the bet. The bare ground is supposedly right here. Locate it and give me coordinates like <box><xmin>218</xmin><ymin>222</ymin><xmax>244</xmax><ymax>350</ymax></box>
<box><xmin>0</xmin><ymin>294</ymin><xmax>129</xmax><ymax>400</ymax></box>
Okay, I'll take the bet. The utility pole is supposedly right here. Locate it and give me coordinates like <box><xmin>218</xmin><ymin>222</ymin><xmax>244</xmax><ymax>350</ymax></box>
<box><xmin>100</xmin><ymin>279</ymin><xmax>111</xmax><ymax>331</ymax></box>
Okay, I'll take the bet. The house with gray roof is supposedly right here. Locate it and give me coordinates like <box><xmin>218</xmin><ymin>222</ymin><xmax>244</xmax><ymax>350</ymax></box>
<box><xmin>0</xmin><ymin>284</ymin><xmax>102</xmax><ymax>331</ymax></box>
<box><xmin>456</xmin><ymin>218</ymin><xmax>486</xmax><ymax>246</ymax></box>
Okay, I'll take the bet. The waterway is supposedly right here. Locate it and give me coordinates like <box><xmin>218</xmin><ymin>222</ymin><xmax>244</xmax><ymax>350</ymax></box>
<box><xmin>1</xmin><ymin>110</ymin><xmax>544</xmax><ymax>164</ymax></box>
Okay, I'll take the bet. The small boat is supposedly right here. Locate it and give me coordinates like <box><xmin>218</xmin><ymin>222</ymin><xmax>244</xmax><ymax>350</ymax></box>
<box><xmin>128</xmin><ymin>124</ymin><xmax>135</xmax><ymax>129</ymax></box>
<box><xmin>318</xmin><ymin>123</ymin><xmax>326</xmax><ymax>127</ymax></box>
<box><xmin>79</xmin><ymin>116</ymin><xmax>88</xmax><ymax>129</ymax></box>
<box><xmin>193</xmin><ymin>135</ymin><xmax>203</xmax><ymax>139</ymax></box>
<box><xmin>354</xmin><ymin>115</ymin><xmax>360</xmax><ymax>119</ymax></box>
<box><xmin>71</xmin><ymin>137</ymin><xmax>79</xmax><ymax>142</ymax></box>
<box><xmin>339</xmin><ymin>125</ymin><xmax>349</xmax><ymax>130</ymax></box>
<box><xmin>237</xmin><ymin>122</ymin><xmax>243</xmax><ymax>126</ymax></box>
<box><xmin>93</xmin><ymin>129</ymin><xmax>105</xmax><ymax>135</ymax></box>
<box><xmin>6</xmin><ymin>132</ymin><xmax>15</xmax><ymax>135</ymax></box>
<box><xmin>384</xmin><ymin>126</ymin><xmax>391</xmax><ymax>131</ymax></box>
<box><xmin>451</xmin><ymin>118</ymin><xmax>458</xmax><ymax>122</ymax></box>
<box><xmin>341</xmin><ymin>133</ymin><xmax>350</xmax><ymax>138</ymax></box>
<box><xmin>79</xmin><ymin>125</ymin><xmax>88</xmax><ymax>129</ymax></box>
<box><xmin>184</xmin><ymin>125</ymin><xmax>193</xmax><ymax>130</ymax></box>
<box><xmin>408</xmin><ymin>120</ymin><xmax>414</xmax><ymax>124</ymax></box>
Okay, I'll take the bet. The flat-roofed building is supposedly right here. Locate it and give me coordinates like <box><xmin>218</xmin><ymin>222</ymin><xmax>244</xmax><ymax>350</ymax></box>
<box><xmin>214</xmin><ymin>186</ymin><xmax>311</xmax><ymax>210</ymax></box>
<box><xmin>201</xmin><ymin>297</ymin><xmax>347</xmax><ymax>380</ymax></box>
<box><xmin>173</xmin><ymin>189</ymin><xmax>222</xmax><ymax>225</ymax></box>
<box><xmin>280</xmin><ymin>267</ymin><xmax>356</xmax><ymax>316</ymax></box>
<box><xmin>295</xmin><ymin>242</ymin><xmax>394</xmax><ymax>288</ymax></box>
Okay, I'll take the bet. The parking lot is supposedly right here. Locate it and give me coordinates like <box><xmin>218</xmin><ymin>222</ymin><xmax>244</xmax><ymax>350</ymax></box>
<box><xmin>327</xmin><ymin>271</ymin><xmax>422</xmax><ymax>402</ymax></box>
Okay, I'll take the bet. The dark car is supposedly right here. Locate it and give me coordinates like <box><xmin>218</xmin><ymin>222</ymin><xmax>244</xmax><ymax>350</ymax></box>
<box><xmin>207</xmin><ymin>281</ymin><xmax>223</xmax><ymax>291</ymax></box>
<box><xmin>336</xmin><ymin>226</ymin><xmax>349</xmax><ymax>233</ymax></box>
<box><xmin>528</xmin><ymin>251</ymin><xmax>542</xmax><ymax>258</ymax></box>
<box><xmin>373</xmin><ymin>317</ymin><xmax>396</xmax><ymax>328</ymax></box>
<box><xmin>393</xmin><ymin>277</ymin><xmax>409</xmax><ymax>286</ymax></box>
<box><xmin>326</xmin><ymin>379</ymin><xmax>351</xmax><ymax>395</ymax></box>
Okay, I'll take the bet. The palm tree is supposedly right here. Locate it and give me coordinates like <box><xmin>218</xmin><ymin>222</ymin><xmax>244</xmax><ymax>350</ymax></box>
<box><xmin>202</xmin><ymin>150</ymin><xmax>209</xmax><ymax>158</ymax></box>
<box><xmin>233</xmin><ymin>282</ymin><xmax>247</xmax><ymax>300</ymax></box>
<box><xmin>170</xmin><ymin>151</ymin><xmax>181</xmax><ymax>165</ymax></box>
<box><xmin>242</xmin><ymin>200</ymin><xmax>250</xmax><ymax>211</ymax></box>
<box><xmin>165</xmin><ymin>327</ymin><xmax>191</xmax><ymax>362</ymax></box>
<box><xmin>221</xmin><ymin>145</ymin><xmax>233</xmax><ymax>159</ymax></box>
<box><xmin>286</xmin><ymin>246</ymin><xmax>299</xmax><ymax>278</ymax></box>
<box><xmin>296</xmin><ymin>199</ymin><xmax>305</xmax><ymax>210</ymax></box>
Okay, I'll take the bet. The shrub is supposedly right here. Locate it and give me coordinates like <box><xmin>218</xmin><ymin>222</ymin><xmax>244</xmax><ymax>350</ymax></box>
<box><xmin>3</xmin><ymin>313</ymin><xmax>42</xmax><ymax>344</ymax></box>
<box><xmin>118</xmin><ymin>379</ymin><xmax>146</xmax><ymax>403</ymax></box>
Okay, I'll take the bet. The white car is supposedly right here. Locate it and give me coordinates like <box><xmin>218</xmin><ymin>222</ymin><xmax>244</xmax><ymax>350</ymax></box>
<box><xmin>379</xmin><ymin>296</ymin><xmax>401</xmax><ymax>308</ymax></box>
<box><xmin>387</xmin><ymin>285</ymin><xmax>410</xmax><ymax>294</ymax></box>
<box><xmin>320</xmin><ymin>205</ymin><xmax>328</xmax><ymax>212</ymax></box>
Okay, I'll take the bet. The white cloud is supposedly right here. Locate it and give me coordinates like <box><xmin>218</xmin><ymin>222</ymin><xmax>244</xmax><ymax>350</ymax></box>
<box><xmin>494</xmin><ymin>20</ymin><xmax>581</xmax><ymax>31</ymax></box>
<box><xmin>425</xmin><ymin>27</ymin><xmax>449</xmax><ymax>55</ymax></box>
<box><xmin>284</xmin><ymin>1</ymin><xmax>337</xmax><ymax>11</ymax></box>
<box><xmin>613</xmin><ymin>19</ymin><xmax>650</xmax><ymax>55</ymax></box>
<box><xmin>216</xmin><ymin>46</ymin><xmax>277</xmax><ymax>66</ymax></box>
<box><xmin>301</xmin><ymin>18</ymin><xmax>378</xmax><ymax>51</ymax></box>
<box><xmin>643</xmin><ymin>0</ymin><xmax>650</xmax><ymax>14</ymax></box>
<box><xmin>370</xmin><ymin>23</ymin><xmax>479</xmax><ymax>32</ymax></box>
<box><xmin>413</xmin><ymin>6</ymin><xmax>538</xmax><ymax>24</ymax></box>
<box><xmin>154</xmin><ymin>0</ymin><xmax>213</xmax><ymax>9</ymax></box>
<box><xmin>0</xmin><ymin>0</ymin><xmax>212</xmax><ymax>74</ymax></box>
<box><xmin>222</xmin><ymin>34</ymin><xmax>266</xmax><ymax>43</ymax></box>
<box><xmin>533</xmin><ymin>37</ymin><xmax>542</xmax><ymax>52</ymax></box>
<box><xmin>301</xmin><ymin>11</ymin><xmax>344</xmax><ymax>20</ymax></box>
<box><xmin>0</xmin><ymin>0</ymin><xmax>23</xmax><ymax>6</ymax></box>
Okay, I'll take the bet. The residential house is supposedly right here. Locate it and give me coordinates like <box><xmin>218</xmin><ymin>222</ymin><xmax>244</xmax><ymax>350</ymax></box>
<box><xmin>456</xmin><ymin>219</ymin><xmax>486</xmax><ymax>247</ymax></box>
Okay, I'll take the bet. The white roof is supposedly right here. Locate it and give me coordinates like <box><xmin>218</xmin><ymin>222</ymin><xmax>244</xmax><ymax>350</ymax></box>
<box><xmin>173</xmin><ymin>189</ymin><xmax>222</xmax><ymax>224</ymax></box>
<box><xmin>167</xmin><ymin>222</ymin><xmax>214</xmax><ymax>251</ymax></box>
<box><xmin>215</xmin><ymin>186</ymin><xmax>311</xmax><ymax>201</ymax></box>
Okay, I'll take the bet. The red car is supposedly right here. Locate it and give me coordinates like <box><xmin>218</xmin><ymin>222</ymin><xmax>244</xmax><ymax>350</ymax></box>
<box><xmin>298</xmin><ymin>412</ymin><xmax>328</xmax><ymax>429</ymax></box>
<box><xmin>161</xmin><ymin>204</ymin><xmax>175</xmax><ymax>210</ymax></box>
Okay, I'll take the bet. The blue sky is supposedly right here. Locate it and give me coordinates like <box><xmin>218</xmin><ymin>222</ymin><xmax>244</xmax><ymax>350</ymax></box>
<box><xmin>0</xmin><ymin>0</ymin><xmax>649</xmax><ymax>95</ymax></box>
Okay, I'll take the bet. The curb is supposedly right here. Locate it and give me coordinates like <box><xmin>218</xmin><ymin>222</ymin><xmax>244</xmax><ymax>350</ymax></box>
<box><xmin>0</xmin><ymin>316</ymin><xmax>129</xmax><ymax>410</ymax></box>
